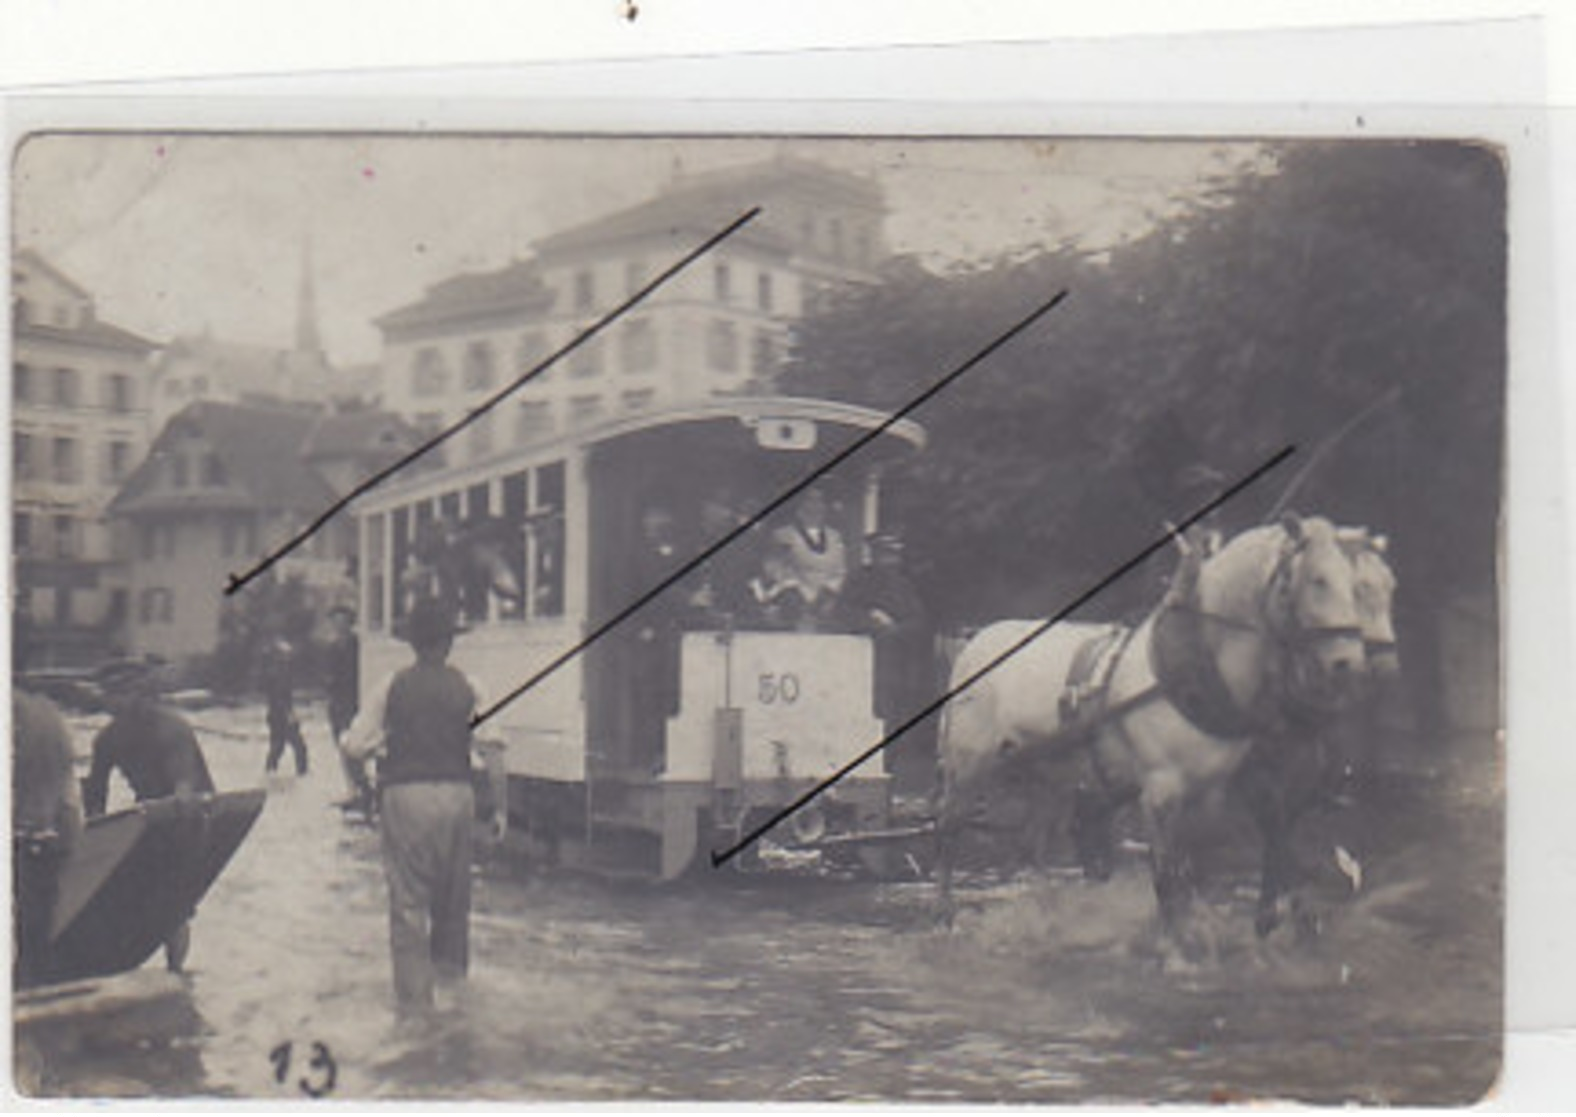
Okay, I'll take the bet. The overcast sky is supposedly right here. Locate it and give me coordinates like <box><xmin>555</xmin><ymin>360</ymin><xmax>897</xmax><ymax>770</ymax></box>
<box><xmin>13</xmin><ymin>135</ymin><xmax>1258</xmax><ymax>365</ymax></box>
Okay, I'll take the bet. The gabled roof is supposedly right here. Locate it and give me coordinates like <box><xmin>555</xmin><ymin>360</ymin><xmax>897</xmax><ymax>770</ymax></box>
<box><xmin>14</xmin><ymin>248</ymin><xmax>159</xmax><ymax>353</ymax></box>
<box><xmin>301</xmin><ymin>409</ymin><xmax>422</xmax><ymax>462</ymax></box>
<box><xmin>533</xmin><ymin>156</ymin><xmax>880</xmax><ymax>260</ymax></box>
<box><xmin>18</xmin><ymin>318</ymin><xmax>160</xmax><ymax>354</ymax></box>
<box><xmin>375</xmin><ymin>260</ymin><xmax>556</xmax><ymax>333</ymax></box>
<box><xmin>533</xmin><ymin>176</ymin><xmax>793</xmax><ymax>260</ymax></box>
<box><xmin>111</xmin><ymin>400</ymin><xmax>338</xmax><ymax>517</ymax></box>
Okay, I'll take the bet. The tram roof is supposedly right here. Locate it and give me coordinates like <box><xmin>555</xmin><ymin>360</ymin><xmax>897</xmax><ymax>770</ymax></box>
<box><xmin>354</xmin><ymin>395</ymin><xmax>927</xmax><ymax>510</ymax></box>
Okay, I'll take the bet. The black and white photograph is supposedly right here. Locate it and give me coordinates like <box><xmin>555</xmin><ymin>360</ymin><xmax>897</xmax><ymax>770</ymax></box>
<box><xmin>10</xmin><ymin>130</ymin><xmax>1505</xmax><ymax>1103</ymax></box>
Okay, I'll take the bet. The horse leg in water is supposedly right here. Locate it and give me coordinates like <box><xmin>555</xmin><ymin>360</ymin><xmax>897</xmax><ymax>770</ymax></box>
<box><xmin>1071</xmin><ymin>754</ymin><xmax>1135</xmax><ymax>882</ymax></box>
<box><xmin>1140</xmin><ymin>770</ymin><xmax>1202</xmax><ymax>946</ymax></box>
<box><xmin>932</xmin><ymin>770</ymin><xmax>969</xmax><ymax>927</ymax></box>
<box><xmin>1235</xmin><ymin>745</ymin><xmax>1297</xmax><ymax>937</ymax></box>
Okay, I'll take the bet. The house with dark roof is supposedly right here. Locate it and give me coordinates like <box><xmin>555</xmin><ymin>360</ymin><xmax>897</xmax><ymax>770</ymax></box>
<box><xmin>109</xmin><ymin>400</ymin><xmax>418</xmax><ymax>665</ymax></box>
<box><xmin>373</xmin><ymin>154</ymin><xmax>887</xmax><ymax>460</ymax></box>
<box><xmin>12</xmin><ymin>248</ymin><xmax>160</xmax><ymax>669</ymax></box>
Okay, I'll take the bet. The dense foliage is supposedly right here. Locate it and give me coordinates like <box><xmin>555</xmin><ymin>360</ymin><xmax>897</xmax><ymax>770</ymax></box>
<box><xmin>781</xmin><ymin>142</ymin><xmax>1505</xmax><ymax>729</ymax></box>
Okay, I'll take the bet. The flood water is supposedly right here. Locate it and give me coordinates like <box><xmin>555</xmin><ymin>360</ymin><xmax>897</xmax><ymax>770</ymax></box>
<box><xmin>21</xmin><ymin>700</ymin><xmax>1502</xmax><ymax>1104</ymax></box>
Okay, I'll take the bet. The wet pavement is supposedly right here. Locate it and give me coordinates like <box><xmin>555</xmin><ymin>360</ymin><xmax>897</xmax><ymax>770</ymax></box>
<box><xmin>21</xmin><ymin>700</ymin><xmax>1502</xmax><ymax>1104</ymax></box>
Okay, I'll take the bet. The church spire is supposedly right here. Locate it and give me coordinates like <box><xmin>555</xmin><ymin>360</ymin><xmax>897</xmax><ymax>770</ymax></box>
<box><xmin>295</xmin><ymin>232</ymin><xmax>323</xmax><ymax>356</ymax></box>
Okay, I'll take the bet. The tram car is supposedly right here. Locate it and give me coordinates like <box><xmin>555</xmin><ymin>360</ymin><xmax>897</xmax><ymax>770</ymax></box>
<box><xmin>354</xmin><ymin>397</ymin><xmax>925</xmax><ymax>879</ymax></box>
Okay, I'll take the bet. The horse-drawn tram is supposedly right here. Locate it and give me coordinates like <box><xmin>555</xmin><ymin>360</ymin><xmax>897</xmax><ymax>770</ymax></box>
<box><xmin>354</xmin><ymin>396</ymin><xmax>926</xmax><ymax>879</ymax></box>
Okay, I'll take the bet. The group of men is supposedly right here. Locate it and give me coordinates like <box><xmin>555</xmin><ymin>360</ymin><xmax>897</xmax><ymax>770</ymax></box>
<box><xmin>621</xmin><ymin>485</ymin><xmax>934</xmax><ymax>773</ymax></box>
<box><xmin>13</xmin><ymin>594</ymin><xmax>503</xmax><ymax>1020</ymax></box>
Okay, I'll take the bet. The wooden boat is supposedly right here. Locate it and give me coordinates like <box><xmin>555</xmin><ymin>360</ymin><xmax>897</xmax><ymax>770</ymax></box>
<box><xmin>17</xmin><ymin>789</ymin><xmax>266</xmax><ymax>989</ymax></box>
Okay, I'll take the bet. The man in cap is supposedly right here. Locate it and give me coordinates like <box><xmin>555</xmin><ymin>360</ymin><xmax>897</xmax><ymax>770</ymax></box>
<box><xmin>84</xmin><ymin>659</ymin><xmax>215</xmax><ymax>815</ymax></box>
<box><xmin>341</xmin><ymin>595</ymin><xmax>508</xmax><ymax>1016</ymax></box>
<box><xmin>83</xmin><ymin>657</ymin><xmax>215</xmax><ymax>971</ymax></box>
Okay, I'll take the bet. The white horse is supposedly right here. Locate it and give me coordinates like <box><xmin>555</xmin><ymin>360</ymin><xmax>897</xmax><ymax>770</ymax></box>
<box><xmin>1230</xmin><ymin>527</ymin><xmax>1399</xmax><ymax>937</ymax></box>
<box><xmin>935</xmin><ymin>515</ymin><xmax>1368</xmax><ymax>942</ymax></box>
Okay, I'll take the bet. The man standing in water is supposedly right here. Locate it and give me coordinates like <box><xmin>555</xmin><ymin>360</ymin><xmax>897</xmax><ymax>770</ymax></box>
<box><xmin>260</xmin><ymin>635</ymin><xmax>310</xmax><ymax>777</ymax></box>
<box><xmin>342</xmin><ymin>596</ymin><xmax>508</xmax><ymax>1017</ymax></box>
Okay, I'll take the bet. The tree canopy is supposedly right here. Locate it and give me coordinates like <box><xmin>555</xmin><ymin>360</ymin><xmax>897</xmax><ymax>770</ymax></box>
<box><xmin>781</xmin><ymin>140</ymin><xmax>1506</xmax><ymax>635</ymax></box>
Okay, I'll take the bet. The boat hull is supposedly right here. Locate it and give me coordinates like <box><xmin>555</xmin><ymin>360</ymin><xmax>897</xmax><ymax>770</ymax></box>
<box><xmin>17</xmin><ymin>789</ymin><xmax>266</xmax><ymax>989</ymax></box>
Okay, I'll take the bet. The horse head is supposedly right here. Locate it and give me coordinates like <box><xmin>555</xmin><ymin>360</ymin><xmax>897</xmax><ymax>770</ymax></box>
<box><xmin>1197</xmin><ymin>515</ymin><xmax>1366</xmax><ymax>719</ymax></box>
<box><xmin>1338</xmin><ymin>527</ymin><xmax>1401</xmax><ymax>687</ymax></box>
<box><xmin>1271</xmin><ymin>514</ymin><xmax>1369</xmax><ymax>711</ymax></box>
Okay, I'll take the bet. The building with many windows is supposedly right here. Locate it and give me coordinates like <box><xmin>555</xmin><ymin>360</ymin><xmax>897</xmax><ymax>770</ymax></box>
<box><xmin>109</xmin><ymin>400</ymin><xmax>418</xmax><ymax>666</ymax></box>
<box><xmin>12</xmin><ymin>249</ymin><xmax>160</xmax><ymax>668</ymax></box>
<box><xmin>373</xmin><ymin>155</ymin><xmax>887</xmax><ymax>461</ymax></box>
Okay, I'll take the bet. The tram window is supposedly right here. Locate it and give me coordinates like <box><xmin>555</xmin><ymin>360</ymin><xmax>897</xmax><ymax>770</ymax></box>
<box><xmin>439</xmin><ymin>491</ymin><xmax>461</xmax><ymax>521</ymax></box>
<box><xmin>391</xmin><ymin>507</ymin><xmax>411</xmax><ymax>623</ymax></box>
<box><xmin>533</xmin><ymin>462</ymin><xmax>565</xmax><ymax>619</ymax></box>
<box><xmin>456</xmin><ymin>483</ymin><xmax>493</xmax><ymax>625</ymax></box>
<box><xmin>497</xmin><ymin>472</ymin><xmax>529</xmax><ymax>622</ymax></box>
<box><xmin>366</xmin><ymin>512</ymin><xmax>386</xmax><ymax>631</ymax></box>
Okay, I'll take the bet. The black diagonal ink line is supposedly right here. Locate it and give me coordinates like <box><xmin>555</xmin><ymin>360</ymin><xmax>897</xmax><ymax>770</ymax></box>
<box><xmin>223</xmin><ymin>206</ymin><xmax>764</xmax><ymax>597</ymax></box>
<box><xmin>471</xmin><ymin>289</ymin><xmax>1070</xmax><ymax>729</ymax></box>
<box><xmin>709</xmin><ymin>443</ymin><xmax>1297</xmax><ymax>868</ymax></box>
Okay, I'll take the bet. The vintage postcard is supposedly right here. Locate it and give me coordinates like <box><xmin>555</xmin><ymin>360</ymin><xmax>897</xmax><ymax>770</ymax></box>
<box><xmin>9</xmin><ymin>128</ymin><xmax>1506</xmax><ymax>1103</ymax></box>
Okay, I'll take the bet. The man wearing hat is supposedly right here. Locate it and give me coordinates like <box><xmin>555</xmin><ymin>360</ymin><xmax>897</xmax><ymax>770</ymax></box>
<box><xmin>341</xmin><ymin>595</ymin><xmax>508</xmax><ymax>1016</ymax></box>
<box><xmin>83</xmin><ymin>657</ymin><xmax>215</xmax><ymax>971</ymax></box>
<box><xmin>84</xmin><ymin>659</ymin><xmax>215</xmax><ymax>815</ymax></box>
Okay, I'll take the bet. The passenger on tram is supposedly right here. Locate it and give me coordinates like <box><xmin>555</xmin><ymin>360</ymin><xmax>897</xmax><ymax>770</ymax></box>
<box><xmin>629</xmin><ymin>503</ymin><xmax>686</xmax><ymax>758</ymax></box>
<box><xmin>763</xmin><ymin>486</ymin><xmax>848</xmax><ymax>631</ymax></box>
<box><xmin>686</xmin><ymin>488</ymin><xmax>759</xmax><ymax>628</ymax></box>
<box><xmin>841</xmin><ymin>531</ymin><xmax>933</xmax><ymax>749</ymax></box>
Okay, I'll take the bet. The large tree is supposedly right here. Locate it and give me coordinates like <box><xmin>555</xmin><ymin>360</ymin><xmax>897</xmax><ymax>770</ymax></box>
<box><xmin>782</xmin><ymin>141</ymin><xmax>1505</xmax><ymax>727</ymax></box>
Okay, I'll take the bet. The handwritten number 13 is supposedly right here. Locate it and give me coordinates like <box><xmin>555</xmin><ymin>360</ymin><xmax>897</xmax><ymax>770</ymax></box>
<box><xmin>270</xmin><ymin>1040</ymin><xmax>337</xmax><ymax>1098</ymax></box>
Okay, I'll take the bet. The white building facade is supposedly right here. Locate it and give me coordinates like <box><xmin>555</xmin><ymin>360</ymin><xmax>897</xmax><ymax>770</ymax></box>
<box><xmin>12</xmin><ymin>249</ymin><xmax>159</xmax><ymax>668</ymax></box>
<box><xmin>373</xmin><ymin>157</ymin><xmax>887</xmax><ymax>463</ymax></box>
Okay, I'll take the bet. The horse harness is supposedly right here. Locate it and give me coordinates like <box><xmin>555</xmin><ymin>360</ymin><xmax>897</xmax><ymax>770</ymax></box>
<box><xmin>1053</xmin><ymin>526</ymin><xmax>1360</xmax><ymax>746</ymax></box>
